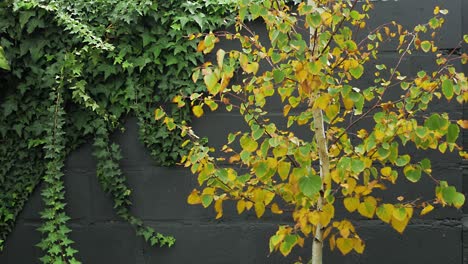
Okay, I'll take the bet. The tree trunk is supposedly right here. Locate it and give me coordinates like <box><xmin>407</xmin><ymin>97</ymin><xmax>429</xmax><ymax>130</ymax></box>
<box><xmin>308</xmin><ymin>1</ymin><xmax>331</xmax><ymax>263</ymax></box>
<box><xmin>309</xmin><ymin>108</ymin><xmax>330</xmax><ymax>264</ymax></box>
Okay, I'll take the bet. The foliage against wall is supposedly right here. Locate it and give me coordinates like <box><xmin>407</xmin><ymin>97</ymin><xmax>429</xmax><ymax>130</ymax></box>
<box><xmin>0</xmin><ymin>0</ymin><xmax>233</xmax><ymax>262</ymax></box>
<box><xmin>156</xmin><ymin>0</ymin><xmax>468</xmax><ymax>263</ymax></box>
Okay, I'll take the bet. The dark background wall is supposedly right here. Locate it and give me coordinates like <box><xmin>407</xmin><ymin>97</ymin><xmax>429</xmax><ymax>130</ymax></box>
<box><xmin>1</xmin><ymin>0</ymin><xmax>468</xmax><ymax>263</ymax></box>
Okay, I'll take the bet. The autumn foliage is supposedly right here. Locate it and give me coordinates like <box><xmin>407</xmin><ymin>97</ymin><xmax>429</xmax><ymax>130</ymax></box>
<box><xmin>155</xmin><ymin>0</ymin><xmax>468</xmax><ymax>262</ymax></box>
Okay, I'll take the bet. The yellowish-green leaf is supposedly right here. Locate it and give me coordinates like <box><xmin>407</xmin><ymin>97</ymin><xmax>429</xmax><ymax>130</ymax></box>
<box><xmin>237</xmin><ymin>200</ymin><xmax>246</xmax><ymax>214</ymax></box>
<box><xmin>349</xmin><ymin>65</ymin><xmax>364</xmax><ymax>79</ymax></box>
<box><xmin>277</xmin><ymin>161</ymin><xmax>291</xmax><ymax>180</ymax></box>
<box><xmin>336</xmin><ymin>238</ymin><xmax>354</xmax><ymax>255</ymax></box>
<box><xmin>271</xmin><ymin>203</ymin><xmax>283</xmax><ymax>214</ymax></box>
<box><xmin>376</xmin><ymin>204</ymin><xmax>394</xmax><ymax>223</ymax></box>
<box><xmin>420</xmin><ymin>204</ymin><xmax>434</xmax><ymax>216</ymax></box>
<box><xmin>187</xmin><ymin>189</ymin><xmax>201</xmax><ymax>205</ymax></box>
<box><xmin>391</xmin><ymin>216</ymin><xmax>409</xmax><ymax>234</ymax></box>
<box><xmin>214</xmin><ymin>199</ymin><xmax>223</xmax><ymax>219</ymax></box>
<box><xmin>240</xmin><ymin>135</ymin><xmax>258</xmax><ymax>152</ymax></box>
<box><xmin>343</xmin><ymin>197</ymin><xmax>359</xmax><ymax>213</ymax></box>
<box><xmin>192</xmin><ymin>105</ymin><xmax>204</xmax><ymax>118</ymax></box>
<box><xmin>154</xmin><ymin>108</ymin><xmax>165</xmax><ymax>120</ymax></box>
<box><xmin>420</xmin><ymin>40</ymin><xmax>431</xmax><ymax>52</ymax></box>
<box><xmin>255</xmin><ymin>202</ymin><xmax>266</xmax><ymax>218</ymax></box>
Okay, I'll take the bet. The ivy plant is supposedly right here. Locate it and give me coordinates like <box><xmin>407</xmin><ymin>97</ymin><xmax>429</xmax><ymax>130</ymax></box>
<box><xmin>0</xmin><ymin>0</ymin><xmax>234</xmax><ymax>262</ymax></box>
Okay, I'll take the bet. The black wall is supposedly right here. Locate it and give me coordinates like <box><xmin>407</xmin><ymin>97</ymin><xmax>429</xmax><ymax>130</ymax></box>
<box><xmin>1</xmin><ymin>0</ymin><xmax>468</xmax><ymax>263</ymax></box>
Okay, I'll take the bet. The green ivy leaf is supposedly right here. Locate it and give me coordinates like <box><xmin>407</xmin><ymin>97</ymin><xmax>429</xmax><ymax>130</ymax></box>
<box><xmin>0</xmin><ymin>46</ymin><xmax>10</xmax><ymax>71</ymax></box>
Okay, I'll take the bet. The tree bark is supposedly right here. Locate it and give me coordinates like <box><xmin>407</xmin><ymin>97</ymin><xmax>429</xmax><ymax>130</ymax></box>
<box><xmin>310</xmin><ymin>108</ymin><xmax>330</xmax><ymax>264</ymax></box>
<box><xmin>308</xmin><ymin>1</ymin><xmax>331</xmax><ymax>263</ymax></box>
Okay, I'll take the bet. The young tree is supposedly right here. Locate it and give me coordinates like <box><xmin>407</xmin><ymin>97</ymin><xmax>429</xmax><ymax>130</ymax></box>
<box><xmin>156</xmin><ymin>0</ymin><xmax>468</xmax><ymax>263</ymax></box>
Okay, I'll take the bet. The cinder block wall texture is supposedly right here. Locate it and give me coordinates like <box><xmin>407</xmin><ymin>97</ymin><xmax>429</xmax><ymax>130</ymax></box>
<box><xmin>1</xmin><ymin>0</ymin><xmax>467</xmax><ymax>263</ymax></box>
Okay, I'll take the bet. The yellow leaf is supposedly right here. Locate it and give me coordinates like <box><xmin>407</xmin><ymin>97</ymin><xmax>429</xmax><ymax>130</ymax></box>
<box><xmin>343</xmin><ymin>197</ymin><xmax>359</xmax><ymax>213</ymax></box>
<box><xmin>216</xmin><ymin>49</ymin><xmax>225</xmax><ymax>69</ymax></box>
<box><xmin>192</xmin><ymin>105</ymin><xmax>204</xmax><ymax>118</ymax></box>
<box><xmin>420</xmin><ymin>204</ymin><xmax>434</xmax><ymax>216</ymax></box>
<box><xmin>271</xmin><ymin>203</ymin><xmax>283</xmax><ymax>214</ymax></box>
<box><xmin>244</xmin><ymin>62</ymin><xmax>259</xmax><ymax>74</ymax></box>
<box><xmin>376</xmin><ymin>204</ymin><xmax>394</xmax><ymax>223</ymax></box>
<box><xmin>325</xmin><ymin>104</ymin><xmax>339</xmax><ymax>120</ymax></box>
<box><xmin>215</xmin><ymin>199</ymin><xmax>223</xmax><ymax>219</ymax></box>
<box><xmin>277</xmin><ymin>161</ymin><xmax>291</xmax><ymax>180</ymax></box>
<box><xmin>353</xmin><ymin>238</ymin><xmax>365</xmax><ymax>254</ymax></box>
<box><xmin>255</xmin><ymin>202</ymin><xmax>265</xmax><ymax>218</ymax></box>
<box><xmin>391</xmin><ymin>216</ymin><xmax>409</xmax><ymax>234</ymax></box>
<box><xmin>237</xmin><ymin>200</ymin><xmax>246</xmax><ymax>214</ymax></box>
<box><xmin>343</xmin><ymin>96</ymin><xmax>354</xmax><ymax>110</ymax></box>
<box><xmin>357</xmin><ymin>197</ymin><xmax>376</xmax><ymax>218</ymax></box>
<box><xmin>245</xmin><ymin>201</ymin><xmax>254</xmax><ymax>210</ymax></box>
<box><xmin>392</xmin><ymin>207</ymin><xmax>407</xmax><ymax>221</ymax></box>
<box><xmin>313</xmin><ymin>93</ymin><xmax>331</xmax><ymax>110</ymax></box>
<box><xmin>457</xmin><ymin>120</ymin><xmax>468</xmax><ymax>129</ymax></box>
<box><xmin>381</xmin><ymin>167</ymin><xmax>392</xmax><ymax>177</ymax></box>
<box><xmin>197</xmin><ymin>40</ymin><xmax>206</xmax><ymax>52</ymax></box>
<box><xmin>229</xmin><ymin>154</ymin><xmax>241</xmax><ymax>164</ymax></box>
<box><xmin>329</xmin><ymin>235</ymin><xmax>336</xmax><ymax>251</ymax></box>
<box><xmin>308</xmin><ymin>211</ymin><xmax>320</xmax><ymax>225</ymax></box>
<box><xmin>187</xmin><ymin>189</ymin><xmax>201</xmax><ymax>205</ymax></box>
<box><xmin>336</xmin><ymin>238</ymin><xmax>354</xmax><ymax>255</ymax></box>
<box><xmin>320</xmin><ymin>204</ymin><xmax>335</xmax><ymax>227</ymax></box>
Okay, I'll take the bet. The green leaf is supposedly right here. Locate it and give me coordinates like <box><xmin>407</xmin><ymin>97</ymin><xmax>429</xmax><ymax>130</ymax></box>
<box><xmin>201</xmin><ymin>194</ymin><xmax>213</xmax><ymax>208</ymax></box>
<box><xmin>273</xmin><ymin>69</ymin><xmax>285</xmax><ymax>83</ymax></box>
<box><xmin>442</xmin><ymin>186</ymin><xmax>457</xmax><ymax>204</ymax></box>
<box><xmin>403</xmin><ymin>165</ymin><xmax>422</xmax><ymax>183</ymax></box>
<box><xmin>349</xmin><ymin>65</ymin><xmax>364</xmax><ymax>79</ymax></box>
<box><xmin>420</xmin><ymin>41</ymin><xmax>431</xmax><ymax>52</ymax></box>
<box><xmin>240</xmin><ymin>135</ymin><xmax>258</xmax><ymax>152</ymax></box>
<box><xmin>0</xmin><ymin>46</ymin><xmax>10</xmax><ymax>71</ymax></box>
<box><xmin>446</xmin><ymin>123</ymin><xmax>459</xmax><ymax>143</ymax></box>
<box><xmin>351</xmin><ymin>159</ymin><xmax>365</xmax><ymax>174</ymax></box>
<box><xmin>204</xmin><ymin>72</ymin><xmax>219</xmax><ymax>94</ymax></box>
<box><xmin>306</xmin><ymin>13</ymin><xmax>321</xmax><ymax>28</ymax></box>
<box><xmin>425</xmin><ymin>114</ymin><xmax>441</xmax><ymax>130</ymax></box>
<box><xmin>442</xmin><ymin>79</ymin><xmax>454</xmax><ymax>100</ymax></box>
<box><xmin>252</xmin><ymin>126</ymin><xmax>265</xmax><ymax>140</ymax></box>
<box><xmin>395</xmin><ymin>155</ymin><xmax>410</xmax><ymax>167</ymax></box>
<box><xmin>299</xmin><ymin>175</ymin><xmax>322</xmax><ymax>198</ymax></box>
<box><xmin>279</xmin><ymin>235</ymin><xmax>297</xmax><ymax>256</ymax></box>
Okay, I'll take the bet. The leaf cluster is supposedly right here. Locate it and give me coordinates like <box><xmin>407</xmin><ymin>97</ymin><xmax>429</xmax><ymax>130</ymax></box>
<box><xmin>0</xmin><ymin>0</ymin><xmax>233</xmax><ymax>260</ymax></box>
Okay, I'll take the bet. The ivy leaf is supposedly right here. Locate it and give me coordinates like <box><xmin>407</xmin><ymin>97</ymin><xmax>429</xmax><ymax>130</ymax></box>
<box><xmin>0</xmin><ymin>46</ymin><xmax>10</xmax><ymax>71</ymax></box>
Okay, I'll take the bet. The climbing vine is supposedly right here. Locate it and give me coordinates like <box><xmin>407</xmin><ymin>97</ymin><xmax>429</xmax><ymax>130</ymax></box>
<box><xmin>0</xmin><ymin>0</ymin><xmax>234</xmax><ymax>261</ymax></box>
